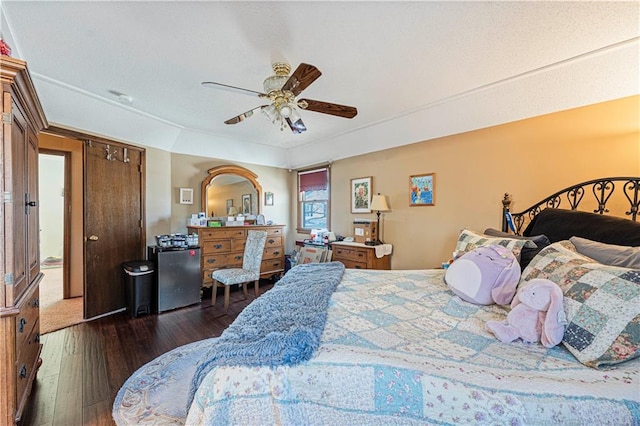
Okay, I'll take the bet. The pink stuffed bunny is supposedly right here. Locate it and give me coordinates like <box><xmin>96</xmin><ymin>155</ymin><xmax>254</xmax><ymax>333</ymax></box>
<box><xmin>486</xmin><ymin>278</ymin><xmax>567</xmax><ymax>348</ymax></box>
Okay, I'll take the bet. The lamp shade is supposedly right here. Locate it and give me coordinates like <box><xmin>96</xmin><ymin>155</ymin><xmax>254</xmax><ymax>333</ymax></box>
<box><xmin>370</xmin><ymin>194</ymin><xmax>390</xmax><ymax>212</ymax></box>
<box><xmin>228</xmin><ymin>206</ymin><xmax>239</xmax><ymax>215</ymax></box>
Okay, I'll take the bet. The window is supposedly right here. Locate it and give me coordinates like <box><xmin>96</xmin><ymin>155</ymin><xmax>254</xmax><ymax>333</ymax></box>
<box><xmin>297</xmin><ymin>167</ymin><xmax>330</xmax><ymax>232</ymax></box>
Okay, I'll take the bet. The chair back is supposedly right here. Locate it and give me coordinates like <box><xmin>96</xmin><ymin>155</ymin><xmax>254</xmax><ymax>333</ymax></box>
<box><xmin>243</xmin><ymin>230</ymin><xmax>268</xmax><ymax>272</ymax></box>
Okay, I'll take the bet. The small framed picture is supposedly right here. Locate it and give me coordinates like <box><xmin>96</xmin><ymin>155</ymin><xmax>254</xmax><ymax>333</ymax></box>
<box><xmin>226</xmin><ymin>199</ymin><xmax>233</xmax><ymax>213</ymax></box>
<box><xmin>265</xmin><ymin>191</ymin><xmax>274</xmax><ymax>206</ymax></box>
<box><xmin>242</xmin><ymin>194</ymin><xmax>251</xmax><ymax>214</ymax></box>
<box><xmin>409</xmin><ymin>173</ymin><xmax>435</xmax><ymax>206</ymax></box>
<box><xmin>350</xmin><ymin>176</ymin><xmax>372</xmax><ymax>213</ymax></box>
<box><xmin>179</xmin><ymin>188</ymin><xmax>194</xmax><ymax>205</ymax></box>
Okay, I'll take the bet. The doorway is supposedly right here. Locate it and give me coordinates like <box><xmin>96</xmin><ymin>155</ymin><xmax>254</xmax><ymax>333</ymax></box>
<box><xmin>38</xmin><ymin>151</ymin><xmax>83</xmax><ymax>333</ymax></box>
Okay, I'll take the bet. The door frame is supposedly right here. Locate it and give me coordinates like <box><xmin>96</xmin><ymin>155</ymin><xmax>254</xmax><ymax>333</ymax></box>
<box><xmin>43</xmin><ymin>125</ymin><xmax>146</xmax><ymax>320</ymax></box>
<box><xmin>38</xmin><ymin>148</ymin><xmax>71</xmax><ymax>298</ymax></box>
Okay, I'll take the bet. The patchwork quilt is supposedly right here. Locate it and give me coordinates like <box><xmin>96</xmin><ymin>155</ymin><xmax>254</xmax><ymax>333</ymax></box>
<box><xmin>187</xmin><ymin>269</ymin><xmax>639</xmax><ymax>425</ymax></box>
<box><xmin>114</xmin><ymin>269</ymin><xmax>639</xmax><ymax>425</ymax></box>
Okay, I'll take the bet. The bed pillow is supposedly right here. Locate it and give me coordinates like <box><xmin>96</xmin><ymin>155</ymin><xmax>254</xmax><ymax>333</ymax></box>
<box><xmin>520</xmin><ymin>241</ymin><xmax>640</xmax><ymax>368</ymax></box>
<box><xmin>523</xmin><ymin>208</ymin><xmax>640</xmax><ymax>246</ymax></box>
<box><xmin>570</xmin><ymin>236</ymin><xmax>640</xmax><ymax>269</ymax></box>
<box><xmin>484</xmin><ymin>228</ymin><xmax>551</xmax><ymax>271</ymax></box>
<box><xmin>454</xmin><ymin>229</ymin><xmax>533</xmax><ymax>261</ymax></box>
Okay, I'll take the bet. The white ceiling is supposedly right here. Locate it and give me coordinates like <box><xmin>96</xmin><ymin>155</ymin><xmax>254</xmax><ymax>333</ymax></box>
<box><xmin>1</xmin><ymin>1</ymin><xmax>639</xmax><ymax>169</ymax></box>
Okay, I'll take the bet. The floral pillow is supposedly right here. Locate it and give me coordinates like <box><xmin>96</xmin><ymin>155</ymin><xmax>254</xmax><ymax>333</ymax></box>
<box><xmin>454</xmin><ymin>229</ymin><xmax>534</xmax><ymax>261</ymax></box>
<box><xmin>520</xmin><ymin>241</ymin><xmax>640</xmax><ymax>368</ymax></box>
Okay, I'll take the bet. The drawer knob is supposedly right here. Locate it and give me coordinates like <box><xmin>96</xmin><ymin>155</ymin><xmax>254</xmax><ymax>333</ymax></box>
<box><xmin>235</xmin><ymin>255</ymin><xmax>243</xmax><ymax>261</ymax></box>
<box><xmin>207</xmin><ymin>258</ymin><xmax>216</xmax><ymax>264</ymax></box>
<box><xmin>19</xmin><ymin>364</ymin><xmax>27</xmax><ymax>379</ymax></box>
<box><xmin>273</xmin><ymin>251</ymin><xmax>280</xmax><ymax>255</ymax></box>
<box><xmin>268</xmin><ymin>239</ymin><xmax>275</xmax><ymax>244</ymax></box>
<box><xmin>214</xmin><ymin>244</ymin><xmax>223</xmax><ymax>249</ymax></box>
<box><xmin>33</xmin><ymin>297</ymin><xmax>39</xmax><ymax>308</ymax></box>
<box><xmin>19</xmin><ymin>318</ymin><xmax>27</xmax><ymax>333</ymax></box>
<box><xmin>34</xmin><ymin>333</ymin><xmax>41</xmax><ymax>343</ymax></box>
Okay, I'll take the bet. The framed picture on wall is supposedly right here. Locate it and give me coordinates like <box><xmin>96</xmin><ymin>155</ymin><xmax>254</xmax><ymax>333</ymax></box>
<box><xmin>350</xmin><ymin>176</ymin><xmax>372</xmax><ymax>213</ymax></box>
<box><xmin>242</xmin><ymin>194</ymin><xmax>251</xmax><ymax>214</ymax></box>
<box><xmin>226</xmin><ymin>199</ymin><xmax>233</xmax><ymax>214</ymax></box>
<box><xmin>179</xmin><ymin>188</ymin><xmax>193</xmax><ymax>205</ymax></box>
<box><xmin>409</xmin><ymin>173</ymin><xmax>435</xmax><ymax>206</ymax></box>
<box><xmin>265</xmin><ymin>191</ymin><xmax>274</xmax><ymax>206</ymax></box>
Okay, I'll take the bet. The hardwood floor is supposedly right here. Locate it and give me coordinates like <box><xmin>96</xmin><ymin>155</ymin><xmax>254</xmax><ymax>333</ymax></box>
<box><xmin>20</xmin><ymin>283</ymin><xmax>274</xmax><ymax>426</ymax></box>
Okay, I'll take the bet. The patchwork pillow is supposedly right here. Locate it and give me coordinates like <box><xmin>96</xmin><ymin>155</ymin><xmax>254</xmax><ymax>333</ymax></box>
<box><xmin>520</xmin><ymin>241</ymin><xmax>640</xmax><ymax>368</ymax></box>
<box><xmin>484</xmin><ymin>228</ymin><xmax>551</xmax><ymax>271</ymax></box>
<box><xmin>454</xmin><ymin>229</ymin><xmax>534</xmax><ymax>261</ymax></box>
<box><xmin>570</xmin><ymin>236</ymin><xmax>640</xmax><ymax>269</ymax></box>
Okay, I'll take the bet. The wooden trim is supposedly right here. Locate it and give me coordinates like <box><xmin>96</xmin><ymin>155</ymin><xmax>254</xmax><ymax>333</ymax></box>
<box><xmin>0</xmin><ymin>56</ymin><xmax>48</xmax><ymax>131</ymax></box>
<box><xmin>44</xmin><ymin>125</ymin><xmax>145</xmax><ymax>152</ymax></box>
<box><xmin>201</xmin><ymin>165</ymin><xmax>263</xmax><ymax>215</ymax></box>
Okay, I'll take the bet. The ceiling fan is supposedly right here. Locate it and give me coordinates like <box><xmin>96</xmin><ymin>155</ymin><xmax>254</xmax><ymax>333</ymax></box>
<box><xmin>202</xmin><ymin>62</ymin><xmax>357</xmax><ymax>134</ymax></box>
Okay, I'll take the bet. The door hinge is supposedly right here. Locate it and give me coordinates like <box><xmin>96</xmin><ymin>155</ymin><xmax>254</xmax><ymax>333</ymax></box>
<box><xmin>4</xmin><ymin>273</ymin><xmax>14</xmax><ymax>285</ymax></box>
<box><xmin>3</xmin><ymin>191</ymin><xmax>12</xmax><ymax>203</ymax></box>
<box><xmin>2</xmin><ymin>112</ymin><xmax>12</xmax><ymax>125</ymax></box>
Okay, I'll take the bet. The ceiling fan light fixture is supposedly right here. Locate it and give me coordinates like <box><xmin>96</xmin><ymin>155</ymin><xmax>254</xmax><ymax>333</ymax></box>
<box><xmin>279</xmin><ymin>104</ymin><xmax>292</xmax><ymax>118</ymax></box>
<box><xmin>262</xmin><ymin>104</ymin><xmax>279</xmax><ymax>123</ymax></box>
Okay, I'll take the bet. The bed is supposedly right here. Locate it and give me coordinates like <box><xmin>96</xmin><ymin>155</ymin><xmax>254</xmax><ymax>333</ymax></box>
<box><xmin>113</xmin><ymin>177</ymin><xmax>640</xmax><ymax>425</ymax></box>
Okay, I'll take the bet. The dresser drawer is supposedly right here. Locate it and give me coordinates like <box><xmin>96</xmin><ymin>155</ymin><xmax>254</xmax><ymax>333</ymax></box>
<box><xmin>230</xmin><ymin>239</ymin><xmax>246</xmax><ymax>251</ymax></box>
<box><xmin>261</xmin><ymin>258</ymin><xmax>284</xmax><ymax>273</ymax></box>
<box><xmin>333</xmin><ymin>247</ymin><xmax>367</xmax><ymax>263</ymax></box>
<box><xmin>15</xmin><ymin>286</ymin><xmax>39</xmax><ymax>350</ymax></box>
<box><xmin>337</xmin><ymin>258</ymin><xmax>368</xmax><ymax>269</ymax></box>
<box><xmin>200</xmin><ymin>228</ymin><xmax>246</xmax><ymax>240</ymax></box>
<box><xmin>202</xmin><ymin>240</ymin><xmax>232</xmax><ymax>254</ymax></box>
<box><xmin>265</xmin><ymin>235</ymin><xmax>282</xmax><ymax>249</ymax></box>
<box><xmin>263</xmin><ymin>246</ymin><xmax>284</xmax><ymax>260</ymax></box>
<box><xmin>203</xmin><ymin>252</ymin><xmax>244</xmax><ymax>269</ymax></box>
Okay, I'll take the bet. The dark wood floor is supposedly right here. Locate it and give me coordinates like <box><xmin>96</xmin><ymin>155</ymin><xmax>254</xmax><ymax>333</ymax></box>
<box><xmin>20</xmin><ymin>282</ymin><xmax>274</xmax><ymax>426</ymax></box>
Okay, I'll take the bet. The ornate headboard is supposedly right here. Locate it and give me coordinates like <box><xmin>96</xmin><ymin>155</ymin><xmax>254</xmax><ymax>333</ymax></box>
<box><xmin>501</xmin><ymin>177</ymin><xmax>640</xmax><ymax>235</ymax></box>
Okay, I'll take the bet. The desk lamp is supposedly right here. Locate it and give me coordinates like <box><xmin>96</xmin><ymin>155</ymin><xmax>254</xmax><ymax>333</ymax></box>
<box><xmin>370</xmin><ymin>193</ymin><xmax>390</xmax><ymax>245</ymax></box>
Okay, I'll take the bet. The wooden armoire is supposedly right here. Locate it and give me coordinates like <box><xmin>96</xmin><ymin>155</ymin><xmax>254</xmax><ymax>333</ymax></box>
<box><xmin>1</xmin><ymin>55</ymin><xmax>48</xmax><ymax>423</ymax></box>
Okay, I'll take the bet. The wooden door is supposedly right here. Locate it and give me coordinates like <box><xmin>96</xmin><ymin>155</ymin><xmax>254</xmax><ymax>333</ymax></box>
<box><xmin>84</xmin><ymin>140</ymin><xmax>144</xmax><ymax>319</ymax></box>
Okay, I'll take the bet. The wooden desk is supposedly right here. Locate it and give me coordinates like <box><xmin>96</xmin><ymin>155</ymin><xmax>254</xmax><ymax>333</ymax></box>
<box><xmin>330</xmin><ymin>241</ymin><xmax>391</xmax><ymax>270</ymax></box>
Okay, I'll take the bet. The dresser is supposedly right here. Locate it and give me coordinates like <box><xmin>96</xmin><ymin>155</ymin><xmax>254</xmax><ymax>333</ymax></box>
<box><xmin>331</xmin><ymin>242</ymin><xmax>391</xmax><ymax>270</ymax></box>
<box><xmin>187</xmin><ymin>225</ymin><xmax>285</xmax><ymax>286</ymax></box>
<box><xmin>1</xmin><ymin>56</ymin><xmax>48</xmax><ymax>424</ymax></box>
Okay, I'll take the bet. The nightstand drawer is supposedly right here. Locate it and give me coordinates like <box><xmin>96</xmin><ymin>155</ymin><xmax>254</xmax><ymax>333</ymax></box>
<box><xmin>333</xmin><ymin>247</ymin><xmax>367</xmax><ymax>262</ymax></box>
<box><xmin>338</xmin><ymin>259</ymin><xmax>368</xmax><ymax>269</ymax></box>
<box><xmin>263</xmin><ymin>246</ymin><xmax>284</xmax><ymax>260</ymax></box>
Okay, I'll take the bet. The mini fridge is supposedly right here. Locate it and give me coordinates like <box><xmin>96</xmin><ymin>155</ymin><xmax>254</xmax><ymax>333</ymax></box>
<box><xmin>147</xmin><ymin>246</ymin><xmax>201</xmax><ymax>312</ymax></box>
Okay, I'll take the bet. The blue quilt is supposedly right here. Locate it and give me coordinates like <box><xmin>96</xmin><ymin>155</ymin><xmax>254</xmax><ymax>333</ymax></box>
<box><xmin>114</xmin><ymin>268</ymin><xmax>640</xmax><ymax>425</ymax></box>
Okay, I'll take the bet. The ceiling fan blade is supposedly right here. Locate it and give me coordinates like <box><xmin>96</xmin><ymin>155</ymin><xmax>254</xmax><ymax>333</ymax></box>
<box><xmin>202</xmin><ymin>81</ymin><xmax>266</xmax><ymax>97</ymax></box>
<box><xmin>285</xmin><ymin>116</ymin><xmax>307</xmax><ymax>134</ymax></box>
<box><xmin>281</xmin><ymin>63</ymin><xmax>322</xmax><ymax>96</ymax></box>
<box><xmin>224</xmin><ymin>106</ymin><xmax>267</xmax><ymax>125</ymax></box>
<box><xmin>298</xmin><ymin>99</ymin><xmax>358</xmax><ymax>119</ymax></box>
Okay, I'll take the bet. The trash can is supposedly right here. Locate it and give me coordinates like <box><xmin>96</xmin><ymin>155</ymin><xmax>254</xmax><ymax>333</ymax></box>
<box><xmin>122</xmin><ymin>260</ymin><xmax>155</xmax><ymax>318</ymax></box>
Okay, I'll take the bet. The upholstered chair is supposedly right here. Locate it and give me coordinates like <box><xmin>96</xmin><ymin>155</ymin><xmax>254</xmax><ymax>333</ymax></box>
<box><xmin>211</xmin><ymin>230</ymin><xmax>268</xmax><ymax>312</ymax></box>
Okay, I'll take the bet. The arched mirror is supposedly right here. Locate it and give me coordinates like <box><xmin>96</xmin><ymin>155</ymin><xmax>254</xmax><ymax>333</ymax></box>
<box><xmin>201</xmin><ymin>165</ymin><xmax>262</xmax><ymax>217</ymax></box>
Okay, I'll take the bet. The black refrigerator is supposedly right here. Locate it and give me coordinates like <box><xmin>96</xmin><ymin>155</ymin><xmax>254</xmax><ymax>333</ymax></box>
<box><xmin>147</xmin><ymin>246</ymin><xmax>201</xmax><ymax>312</ymax></box>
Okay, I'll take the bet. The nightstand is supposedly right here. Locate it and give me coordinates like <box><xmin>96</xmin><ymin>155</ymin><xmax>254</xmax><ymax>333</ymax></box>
<box><xmin>330</xmin><ymin>241</ymin><xmax>391</xmax><ymax>270</ymax></box>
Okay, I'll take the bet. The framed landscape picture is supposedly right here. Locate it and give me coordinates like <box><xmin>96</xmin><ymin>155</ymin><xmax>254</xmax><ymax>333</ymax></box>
<box><xmin>409</xmin><ymin>173</ymin><xmax>435</xmax><ymax>206</ymax></box>
<box><xmin>351</xmin><ymin>176</ymin><xmax>372</xmax><ymax>213</ymax></box>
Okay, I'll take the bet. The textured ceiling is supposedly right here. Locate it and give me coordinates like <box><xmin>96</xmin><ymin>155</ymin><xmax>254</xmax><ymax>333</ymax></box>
<box><xmin>1</xmin><ymin>1</ymin><xmax>638</xmax><ymax>168</ymax></box>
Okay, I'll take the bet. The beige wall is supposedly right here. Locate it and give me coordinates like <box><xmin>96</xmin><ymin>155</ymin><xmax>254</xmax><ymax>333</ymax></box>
<box><xmin>168</xmin><ymin>153</ymin><xmax>292</xmax><ymax>237</ymax></box>
<box><xmin>303</xmin><ymin>96</ymin><xmax>639</xmax><ymax>270</ymax></box>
